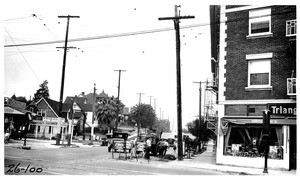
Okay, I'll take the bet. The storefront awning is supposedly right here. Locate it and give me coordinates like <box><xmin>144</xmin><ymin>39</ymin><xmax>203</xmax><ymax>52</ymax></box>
<box><xmin>223</xmin><ymin>117</ymin><xmax>296</xmax><ymax>125</ymax></box>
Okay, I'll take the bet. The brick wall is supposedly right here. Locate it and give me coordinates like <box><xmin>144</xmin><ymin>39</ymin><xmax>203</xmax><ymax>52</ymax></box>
<box><xmin>225</xmin><ymin>104</ymin><xmax>267</xmax><ymax>116</ymax></box>
<box><xmin>224</xmin><ymin>6</ymin><xmax>296</xmax><ymax>100</ymax></box>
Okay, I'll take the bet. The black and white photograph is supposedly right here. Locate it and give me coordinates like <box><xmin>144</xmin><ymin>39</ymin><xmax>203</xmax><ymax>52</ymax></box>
<box><xmin>2</xmin><ymin>0</ymin><xmax>298</xmax><ymax>176</ymax></box>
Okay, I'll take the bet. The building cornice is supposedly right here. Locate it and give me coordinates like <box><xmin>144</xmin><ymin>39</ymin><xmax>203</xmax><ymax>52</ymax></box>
<box><xmin>221</xmin><ymin>5</ymin><xmax>271</xmax><ymax>13</ymax></box>
<box><xmin>219</xmin><ymin>99</ymin><xmax>296</xmax><ymax>105</ymax></box>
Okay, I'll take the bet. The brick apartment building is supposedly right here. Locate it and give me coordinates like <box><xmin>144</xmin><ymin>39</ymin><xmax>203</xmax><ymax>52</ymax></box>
<box><xmin>210</xmin><ymin>5</ymin><xmax>296</xmax><ymax>170</ymax></box>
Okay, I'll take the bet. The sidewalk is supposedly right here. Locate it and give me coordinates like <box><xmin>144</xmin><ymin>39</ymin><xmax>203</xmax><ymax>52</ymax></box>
<box><xmin>4</xmin><ymin>138</ymin><xmax>101</xmax><ymax>149</ymax></box>
<box><xmin>164</xmin><ymin>140</ymin><xmax>297</xmax><ymax>175</ymax></box>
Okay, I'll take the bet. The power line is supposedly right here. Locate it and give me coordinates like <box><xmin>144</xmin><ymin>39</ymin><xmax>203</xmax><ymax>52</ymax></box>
<box><xmin>4</xmin><ymin>26</ymin><xmax>175</xmax><ymax>47</ymax></box>
<box><xmin>4</xmin><ymin>15</ymin><xmax>35</xmax><ymax>21</ymax></box>
<box><xmin>4</xmin><ymin>10</ymin><xmax>295</xmax><ymax>48</ymax></box>
<box><xmin>4</xmin><ymin>27</ymin><xmax>40</xmax><ymax>83</ymax></box>
<box><xmin>33</xmin><ymin>14</ymin><xmax>63</xmax><ymax>44</ymax></box>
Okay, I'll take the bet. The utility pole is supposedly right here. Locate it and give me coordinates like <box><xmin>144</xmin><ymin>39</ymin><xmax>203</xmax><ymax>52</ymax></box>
<box><xmin>148</xmin><ymin>96</ymin><xmax>153</xmax><ymax>106</ymax></box>
<box><xmin>90</xmin><ymin>83</ymin><xmax>97</xmax><ymax>142</ymax></box>
<box><xmin>154</xmin><ymin>98</ymin><xmax>157</xmax><ymax>115</ymax></box>
<box><xmin>56</xmin><ymin>15</ymin><xmax>79</xmax><ymax>145</ymax></box>
<box><xmin>193</xmin><ymin>81</ymin><xmax>205</xmax><ymax>151</ymax></box>
<box><xmin>154</xmin><ymin>98</ymin><xmax>156</xmax><ymax>113</ymax></box>
<box><xmin>115</xmin><ymin>70</ymin><xmax>126</xmax><ymax>102</ymax></box>
<box><xmin>136</xmin><ymin>92</ymin><xmax>144</xmax><ymax>142</ymax></box>
<box><xmin>160</xmin><ymin>108</ymin><xmax>162</xmax><ymax>120</ymax></box>
<box><xmin>114</xmin><ymin>70</ymin><xmax>126</xmax><ymax>130</ymax></box>
<box><xmin>159</xmin><ymin>5</ymin><xmax>194</xmax><ymax>161</ymax></box>
<box><xmin>136</xmin><ymin>93</ymin><xmax>144</xmax><ymax>104</ymax></box>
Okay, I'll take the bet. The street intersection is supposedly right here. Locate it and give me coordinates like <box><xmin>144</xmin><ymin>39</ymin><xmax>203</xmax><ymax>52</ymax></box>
<box><xmin>4</xmin><ymin>139</ymin><xmax>222</xmax><ymax>175</ymax></box>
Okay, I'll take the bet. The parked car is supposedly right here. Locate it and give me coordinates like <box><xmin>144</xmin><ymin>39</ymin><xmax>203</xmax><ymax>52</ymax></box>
<box><xmin>107</xmin><ymin>132</ymin><xmax>131</xmax><ymax>152</ymax></box>
<box><xmin>138</xmin><ymin>133</ymin><xmax>160</xmax><ymax>156</ymax></box>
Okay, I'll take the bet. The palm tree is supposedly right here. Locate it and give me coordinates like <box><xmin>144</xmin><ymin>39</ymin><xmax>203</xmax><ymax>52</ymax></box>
<box><xmin>95</xmin><ymin>97</ymin><xmax>123</xmax><ymax>133</ymax></box>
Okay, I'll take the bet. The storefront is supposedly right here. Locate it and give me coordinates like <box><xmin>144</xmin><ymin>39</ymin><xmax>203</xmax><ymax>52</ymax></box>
<box><xmin>4</xmin><ymin>98</ymin><xmax>33</xmax><ymax>139</ymax></box>
<box><xmin>216</xmin><ymin>103</ymin><xmax>296</xmax><ymax>170</ymax></box>
<box><xmin>28</xmin><ymin>117</ymin><xmax>75</xmax><ymax>140</ymax></box>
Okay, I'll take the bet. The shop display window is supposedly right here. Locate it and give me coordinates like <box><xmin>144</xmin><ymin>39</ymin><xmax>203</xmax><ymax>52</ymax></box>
<box><xmin>223</xmin><ymin>125</ymin><xmax>283</xmax><ymax>159</ymax></box>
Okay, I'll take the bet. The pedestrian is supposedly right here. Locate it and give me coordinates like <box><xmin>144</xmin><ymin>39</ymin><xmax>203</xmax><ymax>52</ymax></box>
<box><xmin>4</xmin><ymin>129</ymin><xmax>10</xmax><ymax>144</ymax></box>
<box><xmin>162</xmin><ymin>140</ymin><xmax>169</xmax><ymax>156</ymax></box>
<box><xmin>144</xmin><ymin>138</ymin><xmax>151</xmax><ymax>163</ymax></box>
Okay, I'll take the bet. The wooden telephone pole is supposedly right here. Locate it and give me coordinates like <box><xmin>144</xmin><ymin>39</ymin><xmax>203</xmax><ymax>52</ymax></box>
<box><xmin>114</xmin><ymin>70</ymin><xmax>126</xmax><ymax>130</ymax></box>
<box><xmin>159</xmin><ymin>5</ymin><xmax>194</xmax><ymax>161</ymax></box>
<box><xmin>136</xmin><ymin>93</ymin><xmax>144</xmax><ymax>104</ymax></box>
<box><xmin>58</xmin><ymin>15</ymin><xmax>80</xmax><ymax>116</ymax></box>
<box><xmin>56</xmin><ymin>15</ymin><xmax>79</xmax><ymax>145</ymax></box>
<box><xmin>90</xmin><ymin>83</ymin><xmax>97</xmax><ymax>142</ymax></box>
<box><xmin>193</xmin><ymin>81</ymin><xmax>206</xmax><ymax>151</ymax></box>
<box><xmin>136</xmin><ymin>92</ymin><xmax>144</xmax><ymax>141</ymax></box>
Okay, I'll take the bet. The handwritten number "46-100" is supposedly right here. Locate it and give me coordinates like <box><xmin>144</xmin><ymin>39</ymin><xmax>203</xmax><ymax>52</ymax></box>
<box><xmin>7</xmin><ymin>163</ymin><xmax>43</xmax><ymax>173</ymax></box>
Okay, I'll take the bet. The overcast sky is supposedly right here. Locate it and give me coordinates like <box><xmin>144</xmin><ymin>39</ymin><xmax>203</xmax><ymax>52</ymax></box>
<box><xmin>4</xmin><ymin>0</ymin><xmax>281</xmax><ymax>129</ymax></box>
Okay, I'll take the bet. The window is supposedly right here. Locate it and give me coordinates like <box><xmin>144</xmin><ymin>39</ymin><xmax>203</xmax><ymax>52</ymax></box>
<box><xmin>248</xmin><ymin>59</ymin><xmax>271</xmax><ymax>87</ymax></box>
<box><xmin>37</xmin><ymin>109</ymin><xmax>46</xmax><ymax>117</ymax></box>
<box><xmin>249</xmin><ymin>8</ymin><xmax>271</xmax><ymax>36</ymax></box>
<box><xmin>287</xmin><ymin>78</ymin><xmax>296</xmax><ymax>95</ymax></box>
<box><xmin>224</xmin><ymin>125</ymin><xmax>283</xmax><ymax>160</ymax></box>
<box><xmin>250</xmin><ymin>72</ymin><xmax>269</xmax><ymax>85</ymax></box>
<box><xmin>245</xmin><ymin>53</ymin><xmax>272</xmax><ymax>90</ymax></box>
<box><xmin>286</xmin><ymin>20</ymin><xmax>297</xmax><ymax>36</ymax></box>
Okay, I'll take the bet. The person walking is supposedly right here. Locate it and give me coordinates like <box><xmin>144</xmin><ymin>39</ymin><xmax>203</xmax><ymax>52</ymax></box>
<box><xmin>144</xmin><ymin>138</ymin><xmax>151</xmax><ymax>163</ymax></box>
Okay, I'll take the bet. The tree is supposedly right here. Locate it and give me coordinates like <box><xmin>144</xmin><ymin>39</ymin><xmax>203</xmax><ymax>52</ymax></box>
<box><xmin>186</xmin><ymin>118</ymin><xmax>214</xmax><ymax>149</ymax></box>
<box><xmin>33</xmin><ymin>80</ymin><xmax>50</xmax><ymax>102</ymax></box>
<box><xmin>11</xmin><ymin>95</ymin><xmax>28</xmax><ymax>103</ymax></box>
<box><xmin>155</xmin><ymin>119</ymin><xmax>171</xmax><ymax>133</ymax></box>
<box><xmin>95</xmin><ymin>96</ymin><xmax>124</xmax><ymax>133</ymax></box>
<box><xmin>128</xmin><ymin>103</ymin><xmax>156</xmax><ymax>129</ymax></box>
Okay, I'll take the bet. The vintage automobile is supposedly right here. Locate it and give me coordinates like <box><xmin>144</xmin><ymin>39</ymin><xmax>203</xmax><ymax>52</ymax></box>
<box><xmin>107</xmin><ymin>132</ymin><xmax>133</xmax><ymax>153</ymax></box>
<box><xmin>138</xmin><ymin>133</ymin><xmax>160</xmax><ymax>156</ymax></box>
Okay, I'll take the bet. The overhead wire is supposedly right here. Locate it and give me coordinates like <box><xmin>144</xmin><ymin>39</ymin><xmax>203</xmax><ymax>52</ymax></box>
<box><xmin>4</xmin><ymin>15</ymin><xmax>35</xmax><ymax>22</ymax></box>
<box><xmin>4</xmin><ymin>9</ymin><xmax>295</xmax><ymax>48</ymax></box>
<box><xmin>33</xmin><ymin>14</ymin><xmax>65</xmax><ymax>46</ymax></box>
<box><xmin>4</xmin><ymin>27</ymin><xmax>41</xmax><ymax>83</ymax></box>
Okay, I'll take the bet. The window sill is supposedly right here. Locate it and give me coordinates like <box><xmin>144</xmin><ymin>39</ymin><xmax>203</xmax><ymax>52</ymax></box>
<box><xmin>246</xmin><ymin>33</ymin><xmax>273</xmax><ymax>39</ymax></box>
<box><xmin>245</xmin><ymin>86</ymin><xmax>273</xmax><ymax>91</ymax></box>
